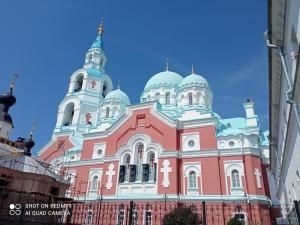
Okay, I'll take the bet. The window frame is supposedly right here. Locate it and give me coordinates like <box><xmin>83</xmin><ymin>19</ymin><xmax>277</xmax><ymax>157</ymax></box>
<box><xmin>231</xmin><ymin>169</ymin><xmax>241</xmax><ymax>188</ymax></box>
<box><xmin>188</xmin><ymin>93</ymin><xmax>193</xmax><ymax>105</ymax></box>
<box><xmin>188</xmin><ymin>171</ymin><xmax>197</xmax><ymax>189</ymax></box>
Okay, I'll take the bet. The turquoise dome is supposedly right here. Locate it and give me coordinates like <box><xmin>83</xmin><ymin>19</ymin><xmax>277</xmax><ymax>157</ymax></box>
<box><xmin>179</xmin><ymin>74</ymin><xmax>209</xmax><ymax>89</ymax></box>
<box><xmin>105</xmin><ymin>89</ymin><xmax>130</xmax><ymax>105</ymax></box>
<box><xmin>144</xmin><ymin>71</ymin><xmax>183</xmax><ymax>90</ymax></box>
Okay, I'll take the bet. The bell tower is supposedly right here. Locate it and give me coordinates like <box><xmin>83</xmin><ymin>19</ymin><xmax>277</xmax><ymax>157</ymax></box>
<box><xmin>53</xmin><ymin>22</ymin><xmax>113</xmax><ymax>135</ymax></box>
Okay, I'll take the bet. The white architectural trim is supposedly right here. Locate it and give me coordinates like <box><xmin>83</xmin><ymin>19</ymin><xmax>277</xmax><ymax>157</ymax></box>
<box><xmin>183</xmin><ymin>162</ymin><xmax>202</xmax><ymax>195</ymax></box>
<box><xmin>224</xmin><ymin>160</ymin><xmax>244</xmax><ymax>196</ymax></box>
<box><xmin>160</xmin><ymin>159</ymin><xmax>172</xmax><ymax>187</ymax></box>
<box><xmin>105</xmin><ymin>163</ymin><xmax>116</xmax><ymax>189</ymax></box>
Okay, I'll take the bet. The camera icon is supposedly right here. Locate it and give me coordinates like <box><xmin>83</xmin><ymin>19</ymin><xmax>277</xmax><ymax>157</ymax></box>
<box><xmin>9</xmin><ymin>204</ymin><xmax>21</xmax><ymax>216</ymax></box>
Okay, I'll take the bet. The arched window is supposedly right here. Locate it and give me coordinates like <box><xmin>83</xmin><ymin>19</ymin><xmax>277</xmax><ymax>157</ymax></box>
<box><xmin>62</xmin><ymin>103</ymin><xmax>75</xmax><ymax>126</ymax></box>
<box><xmin>136</xmin><ymin>144</ymin><xmax>144</xmax><ymax>181</ymax></box>
<box><xmin>102</xmin><ymin>84</ymin><xmax>108</xmax><ymax>98</ymax></box>
<box><xmin>189</xmin><ymin>171</ymin><xmax>197</xmax><ymax>189</ymax></box>
<box><xmin>188</xmin><ymin>93</ymin><xmax>193</xmax><ymax>105</ymax></box>
<box><xmin>231</xmin><ymin>170</ymin><xmax>240</xmax><ymax>188</ymax></box>
<box><xmin>125</xmin><ymin>154</ymin><xmax>131</xmax><ymax>182</ymax></box>
<box><xmin>155</xmin><ymin>92</ymin><xmax>160</xmax><ymax>101</ymax></box>
<box><xmin>165</xmin><ymin>92</ymin><xmax>170</xmax><ymax>105</ymax></box>
<box><xmin>105</xmin><ymin>107</ymin><xmax>110</xmax><ymax>118</ymax></box>
<box><xmin>88</xmin><ymin>54</ymin><xmax>93</xmax><ymax>63</ymax></box>
<box><xmin>74</xmin><ymin>75</ymin><xmax>83</xmax><ymax>92</ymax></box>
<box><xmin>149</xmin><ymin>153</ymin><xmax>156</xmax><ymax>181</ymax></box>
<box><xmin>90</xmin><ymin>175</ymin><xmax>99</xmax><ymax>191</ymax></box>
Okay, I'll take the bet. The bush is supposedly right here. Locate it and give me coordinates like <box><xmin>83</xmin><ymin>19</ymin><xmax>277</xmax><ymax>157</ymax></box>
<box><xmin>227</xmin><ymin>217</ymin><xmax>245</xmax><ymax>225</ymax></box>
<box><xmin>163</xmin><ymin>206</ymin><xmax>199</xmax><ymax>225</ymax></box>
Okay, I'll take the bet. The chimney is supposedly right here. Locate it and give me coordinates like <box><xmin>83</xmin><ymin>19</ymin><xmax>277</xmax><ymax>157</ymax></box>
<box><xmin>243</xmin><ymin>99</ymin><xmax>258</xmax><ymax>127</ymax></box>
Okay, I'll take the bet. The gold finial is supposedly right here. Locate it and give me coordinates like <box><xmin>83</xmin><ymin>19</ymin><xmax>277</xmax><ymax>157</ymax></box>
<box><xmin>165</xmin><ymin>58</ymin><xmax>169</xmax><ymax>71</ymax></box>
<box><xmin>10</xmin><ymin>73</ymin><xmax>20</xmax><ymax>93</ymax></box>
<box><xmin>192</xmin><ymin>64</ymin><xmax>195</xmax><ymax>74</ymax></box>
<box><xmin>98</xmin><ymin>17</ymin><xmax>104</xmax><ymax>35</ymax></box>
<box><xmin>30</xmin><ymin>121</ymin><xmax>37</xmax><ymax>138</ymax></box>
<box><xmin>117</xmin><ymin>80</ymin><xmax>121</xmax><ymax>89</ymax></box>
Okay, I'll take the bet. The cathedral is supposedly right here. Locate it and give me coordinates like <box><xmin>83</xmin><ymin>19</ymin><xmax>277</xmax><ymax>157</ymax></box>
<box><xmin>38</xmin><ymin>23</ymin><xmax>273</xmax><ymax>225</ymax></box>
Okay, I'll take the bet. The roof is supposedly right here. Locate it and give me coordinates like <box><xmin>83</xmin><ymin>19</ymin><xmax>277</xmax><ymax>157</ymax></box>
<box><xmin>85</xmin><ymin>68</ymin><xmax>103</xmax><ymax>77</ymax></box>
<box><xmin>0</xmin><ymin>155</ymin><xmax>68</xmax><ymax>184</ymax></box>
<box><xmin>144</xmin><ymin>71</ymin><xmax>183</xmax><ymax>90</ymax></box>
<box><xmin>105</xmin><ymin>89</ymin><xmax>130</xmax><ymax>105</ymax></box>
<box><xmin>217</xmin><ymin>117</ymin><xmax>248</xmax><ymax>136</ymax></box>
<box><xmin>179</xmin><ymin>73</ymin><xmax>209</xmax><ymax>89</ymax></box>
<box><xmin>90</xmin><ymin>35</ymin><xmax>103</xmax><ymax>49</ymax></box>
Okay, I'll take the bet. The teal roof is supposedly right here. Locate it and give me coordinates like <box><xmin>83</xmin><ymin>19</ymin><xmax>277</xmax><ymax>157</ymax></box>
<box><xmin>105</xmin><ymin>89</ymin><xmax>130</xmax><ymax>105</ymax></box>
<box><xmin>86</xmin><ymin>68</ymin><xmax>103</xmax><ymax>77</ymax></box>
<box><xmin>217</xmin><ymin>117</ymin><xmax>248</xmax><ymax>136</ymax></box>
<box><xmin>144</xmin><ymin>71</ymin><xmax>183</xmax><ymax>90</ymax></box>
<box><xmin>90</xmin><ymin>35</ymin><xmax>103</xmax><ymax>49</ymax></box>
<box><xmin>179</xmin><ymin>73</ymin><xmax>209</xmax><ymax>89</ymax></box>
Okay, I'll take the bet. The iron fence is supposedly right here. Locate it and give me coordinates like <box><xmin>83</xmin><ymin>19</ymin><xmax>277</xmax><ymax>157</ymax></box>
<box><xmin>0</xmin><ymin>189</ymin><xmax>282</xmax><ymax>225</ymax></box>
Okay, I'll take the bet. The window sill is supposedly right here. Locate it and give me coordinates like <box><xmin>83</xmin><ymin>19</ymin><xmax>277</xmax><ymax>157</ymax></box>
<box><xmin>231</xmin><ymin>187</ymin><xmax>244</xmax><ymax>195</ymax></box>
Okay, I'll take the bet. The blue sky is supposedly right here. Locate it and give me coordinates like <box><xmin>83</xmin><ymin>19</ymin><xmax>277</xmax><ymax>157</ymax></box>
<box><xmin>0</xmin><ymin>0</ymin><xmax>268</xmax><ymax>154</ymax></box>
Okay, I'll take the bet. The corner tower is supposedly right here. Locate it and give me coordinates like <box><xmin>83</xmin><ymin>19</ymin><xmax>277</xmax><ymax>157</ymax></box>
<box><xmin>54</xmin><ymin>22</ymin><xmax>113</xmax><ymax>135</ymax></box>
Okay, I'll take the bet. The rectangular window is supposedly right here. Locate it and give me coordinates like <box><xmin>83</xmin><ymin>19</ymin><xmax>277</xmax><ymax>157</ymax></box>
<box><xmin>117</xmin><ymin>209</ymin><xmax>125</xmax><ymax>225</ymax></box>
<box><xmin>85</xmin><ymin>210</ymin><xmax>93</xmax><ymax>225</ymax></box>
<box><xmin>145</xmin><ymin>211</ymin><xmax>152</xmax><ymax>225</ymax></box>
<box><xmin>234</xmin><ymin>213</ymin><xmax>245</xmax><ymax>223</ymax></box>
<box><xmin>132</xmin><ymin>209</ymin><xmax>138</xmax><ymax>225</ymax></box>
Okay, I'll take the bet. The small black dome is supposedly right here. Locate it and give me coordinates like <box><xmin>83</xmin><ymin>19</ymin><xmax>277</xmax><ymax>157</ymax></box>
<box><xmin>24</xmin><ymin>138</ymin><xmax>35</xmax><ymax>156</ymax></box>
<box><xmin>25</xmin><ymin>139</ymin><xmax>35</xmax><ymax>149</ymax></box>
<box><xmin>0</xmin><ymin>92</ymin><xmax>16</xmax><ymax>108</ymax></box>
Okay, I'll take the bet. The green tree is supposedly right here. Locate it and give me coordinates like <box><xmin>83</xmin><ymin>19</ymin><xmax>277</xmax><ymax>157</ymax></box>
<box><xmin>227</xmin><ymin>217</ymin><xmax>245</xmax><ymax>225</ymax></box>
<box><xmin>163</xmin><ymin>206</ymin><xmax>199</xmax><ymax>225</ymax></box>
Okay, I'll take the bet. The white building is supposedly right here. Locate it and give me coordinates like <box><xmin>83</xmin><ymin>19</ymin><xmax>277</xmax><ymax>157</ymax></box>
<box><xmin>267</xmin><ymin>0</ymin><xmax>300</xmax><ymax>208</ymax></box>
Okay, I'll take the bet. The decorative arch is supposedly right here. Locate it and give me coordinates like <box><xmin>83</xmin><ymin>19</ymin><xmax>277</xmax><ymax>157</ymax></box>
<box><xmin>73</xmin><ymin>74</ymin><xmax>84</xmax><ymax>92</ymax></box>
<box><xmin>100</xmin><ymin>75</ymin><xmax>113</xmax><ymax>98</ymax></box>
<box><xmin>87</xmin><ymin>169</ymin><xmax>102</xmax><ymax>195</ymax></box>
<box><xmin>183</xmin><ymin>162</ymin><xmax>202</xmax><ymax>195</ymax></box>
<box><xmin>117</xmin><ymin>134</ymin><xmax>162</xmax><ymax>184</ymax></box>
<box><xmin>165</xmin><ymin>92</ymin><xmax>171</xmax><ymax>105</ymax></box>
<box><xmin>62</xmin><ymin>102</ymin><xmax>75</xmax><ymax>126</ymax></box>
<box><xmin>224</xmin><ymin>160</ymin><xmax>244</xmax><ymax>195</ymax></box>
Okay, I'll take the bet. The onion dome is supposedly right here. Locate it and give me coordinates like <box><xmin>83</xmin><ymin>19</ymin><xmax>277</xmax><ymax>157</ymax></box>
<box><xmin>0</xmin><ymin>92</ymin><xmax>16</xmax><ymax>109</ymax></box>
<box><xmin>144</xmin><ymin>71</ymin><xmax>183</xmax><ymax>91</ymax></box>
<box><xmin>0</xmin><ymin>91</ymin><xmax>16</xmax><ymax>126</ymax></box>
<box><xmin>179</xmin><ymin>73</ymin><xmax>209</xmax><ymax>90</ymax></box>
<box><xmin>24</xmin><ymin>138</ymin><xmax>35</xmax><ymax>156</ymax></box>
<box><xmin>105</xmin><ymin>88</ymin><xmax>130</xmax><ymax>105</ymax></box>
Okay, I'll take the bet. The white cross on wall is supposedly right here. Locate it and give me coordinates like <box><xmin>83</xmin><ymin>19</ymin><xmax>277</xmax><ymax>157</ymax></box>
<box><xmin>254</xmin><ymin>168</ymin><xmax>262</xmax><ymax>189</ymax></box>
<box><xmin>160</xmin><ymin>160</ymin><xmax>172</xmax><ymax>187</ymax></box>
<box><xmin>106</xmin><ymin>163</ymin><xmax>116</xmax><ymax>189</ymax></box>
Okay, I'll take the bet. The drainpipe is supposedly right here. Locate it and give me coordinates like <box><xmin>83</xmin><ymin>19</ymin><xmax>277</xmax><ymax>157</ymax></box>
<box><xmin>265</xmin><ymin>31</ymin><xmax>300</xmax><ymax>133</ymax></box>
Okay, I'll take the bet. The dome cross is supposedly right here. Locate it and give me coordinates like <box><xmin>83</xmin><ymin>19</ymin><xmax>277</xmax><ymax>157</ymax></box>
<box><xmin>10</xmin><ymin>73</ymin><xmax>20</xmax><ymax>93</ymax></box>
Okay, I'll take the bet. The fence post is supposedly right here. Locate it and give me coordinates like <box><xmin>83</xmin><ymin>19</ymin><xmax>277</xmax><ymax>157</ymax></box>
<box><xmin>129</xmin><ymin>200</ymin><xmax>134</xmax><ymax>225</ymax></box>
<box><xmin>294</xmin><ymin>200</ymin><xmax>300</xmax><ymax>224</ymax></box>
<box><xmin>66</xmin><ymin>204</ymin><xmax>73</xmax><ymax>225</ymax></box>
<box><xmin>202</xmin><ymin>201</ymin><xmax>206</xmax><ymax>225</ymax></box>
